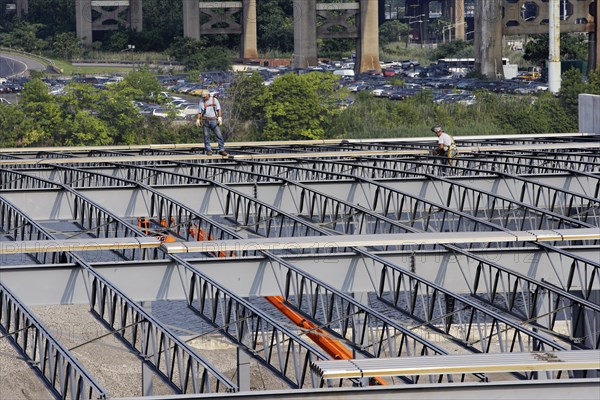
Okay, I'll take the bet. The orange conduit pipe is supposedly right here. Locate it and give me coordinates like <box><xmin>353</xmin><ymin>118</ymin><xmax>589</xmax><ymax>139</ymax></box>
<box><xmin>188</xmin><ymin>226</ymin><xmax>386</xmax><ymax>385</ymax></box>
<box><xmin>264</xmin><ymin>296</ymin><xmax>387</xmax><ymax>386</ymax></box>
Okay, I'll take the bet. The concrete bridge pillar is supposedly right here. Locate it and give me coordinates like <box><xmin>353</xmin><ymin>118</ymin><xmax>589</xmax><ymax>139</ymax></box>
<box><xmin>76</xmin><ymin>0</ymin><xmax>143</xmax><ymax>46</ymax></box>
<box><xmin>358</xmin><ymin>0</ymin><xmax>381</xmax><ymax>72</ymax></box>
<box><xmin>293</xmin><ymin>0</ymin><xmax>317</xmax><ymax>69</ymax></box>
<box><xmin>454</xmin><ymin>0</ymin><xmax>465</xmax><ymax>40</ymax></box>
<box><xmin>15</xmin><ymin>0</ymin><xmax>28</xmax><ymax>17</ymax></box>
<box><xmin>130</xmin><ymin>0</ymin><xmax>143</xmax><ymax>32</ymax></box>
<box><xmin>474</xmin><ymin>0</ymin><xmax>504</xmax><ymax>80</ymax></box>
<box><xmin>242</xmin><ymin>0</ymin><xmax>258</xmax><ymax>59</ymax></box>
<box><xmin>183</xmin><ymin>0</ymin><xmax>200</xmax><ymax>40</ymax></box>
<box><xmin>76</xmin><ymin>0</ymin><xmax>93</xmax><ymax>46</ymax></box>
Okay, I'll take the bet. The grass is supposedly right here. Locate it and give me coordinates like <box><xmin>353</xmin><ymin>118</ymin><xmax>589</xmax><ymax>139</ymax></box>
<box><xmin>53</xmin><ymin>59</ymin><xmax>134</xmax><ymax>75</ymax></box>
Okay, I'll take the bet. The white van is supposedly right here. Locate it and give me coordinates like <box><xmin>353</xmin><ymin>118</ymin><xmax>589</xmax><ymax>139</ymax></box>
<box><xmin>333</xmin><ymin>69</ymin><xmax>355</xmax><ymax>78</ymax></box>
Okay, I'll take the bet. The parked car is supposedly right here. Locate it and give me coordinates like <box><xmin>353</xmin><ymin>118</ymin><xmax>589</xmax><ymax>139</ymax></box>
<box><xmin>401</xmin><ymin>59</ymin><xmax>420</xmax><ymax>69</ymax></box>
<box><xmin>177</xmin><ymin>104</ymin><xmax>199</xmax><ymax>119</ymax></box>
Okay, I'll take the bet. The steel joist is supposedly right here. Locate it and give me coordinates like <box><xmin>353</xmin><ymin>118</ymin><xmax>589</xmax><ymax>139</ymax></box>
<box><xmin>1</xmin><ymin>135</ymin><xmax>599</xmax><ymax>398</ymax></box>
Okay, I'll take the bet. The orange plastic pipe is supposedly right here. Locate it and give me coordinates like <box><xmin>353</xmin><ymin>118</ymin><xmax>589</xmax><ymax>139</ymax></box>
<box><xmin>265</xmin><ymin>296</ymin><xmax>387</xmax><ymax>385</ymax></box>
<box><xmin>189</xmin><ymin>226</ymin><xmax>385</xmax><ymax>385</ymax></box>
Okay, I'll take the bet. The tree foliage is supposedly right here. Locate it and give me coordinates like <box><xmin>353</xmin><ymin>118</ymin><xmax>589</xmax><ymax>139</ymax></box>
<box><xmin>524</xmin><ymin>33</ymin><xmax>588</xmax><ymax>64</ymax></box>
<box><xmin>50</xmin><ymin>32</ymin><xmax>84</xmax><ymax>60</ymax></box>
<box><xmin>431</xmin><ymin>40</ymin><xmax>473</xmax><ymax>61</ymax></box>
<box><xmin>262</xmin><ymin>72</ymin><xmax>346</xmax><ymax>141</ymax></box>
<box><xmin>379</xmin><ymin>20</ymin><xmax>408</xmax><ymax>46</ymax></box>
<box><xmin>0</xmin><ymin>20</ymin><xmax>46</xmax><ymax>52</ymax></box>
<box><xmin>257</xmin><ymin>0</ymin><xmax>294</xmax><ymax>53</ymax></box>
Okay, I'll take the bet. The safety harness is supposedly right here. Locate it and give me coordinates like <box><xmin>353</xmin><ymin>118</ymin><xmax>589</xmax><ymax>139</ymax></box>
<box><xmin>202</xmin><ymin>96</ymin><xmax>218</xmax><ymax>120</ymax></box>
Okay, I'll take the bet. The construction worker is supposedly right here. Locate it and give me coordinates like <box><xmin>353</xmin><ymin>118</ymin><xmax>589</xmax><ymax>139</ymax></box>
<box><xmin>431</xmin><ymin>126</ymin><xmax>457</xmax><ymax>166</ymax></box>
<box><xmin>196</xmin><ymin>92</ymin><xmax>227</xmax><ymax>156</ymax></box>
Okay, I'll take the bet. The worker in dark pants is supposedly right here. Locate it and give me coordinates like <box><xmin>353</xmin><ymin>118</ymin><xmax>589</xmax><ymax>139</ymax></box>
<box><xmin>431</xmin><ymin>126</ymin><xmax>457</xmax><ymax>173</ymax></box>
<box><xmin>196</xmin><ymin>92</ymin><xmax>227</xmax><ymax>156</ymax></box>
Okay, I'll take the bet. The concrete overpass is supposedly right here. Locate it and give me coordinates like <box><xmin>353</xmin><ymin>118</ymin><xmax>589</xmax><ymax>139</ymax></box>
<box><xmin>13</xmin><ymin>0</ymin><xmax>600</xmax><ymax>77</ymax></box>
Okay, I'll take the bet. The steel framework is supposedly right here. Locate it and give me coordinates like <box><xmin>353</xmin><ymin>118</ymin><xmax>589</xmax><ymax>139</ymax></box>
<box><xmin>0</xmin><ymin>134</ymin><xmax>599</xmax><ymax>399</ymax></box>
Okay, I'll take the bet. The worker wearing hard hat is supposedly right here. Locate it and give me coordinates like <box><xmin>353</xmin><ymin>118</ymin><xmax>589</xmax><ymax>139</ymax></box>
<box><xmin>196</xmin><ymin>92</ymin><xmax>227</xmax><ymax>156</ymax></box>
<box><xmin>431</xmin><ymin>126</ymin><xmax>457</xmax><ymax>166</ymax></box>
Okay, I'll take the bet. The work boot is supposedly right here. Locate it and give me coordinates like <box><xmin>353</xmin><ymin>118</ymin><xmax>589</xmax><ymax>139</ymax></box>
<box><xmin>218</xmin><ymin>150</ymin><xmax>228</xmax><ymax>156</ymax></box>
<box><xmin>205</xmin><ymin>150</ymin><xmax>213</xmax><ymax>156</ymax></box>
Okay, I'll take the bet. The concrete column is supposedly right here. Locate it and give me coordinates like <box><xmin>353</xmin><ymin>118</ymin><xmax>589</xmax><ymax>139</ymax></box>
<box><xmin>358</xmin><ymin>0</ymin><xmax>381</xmax><ymax>72</ymax></box>
<box><xmin>242</xmin><ymin>0</ymin><xmax>258</xmax><ymax>59</ymax></box>
<box><xmin>548</xmin><ymin>0</ymin><xmax>561</xmax><ymax>93</ymax></box>
<box><xmin>76</xmin><ymin>0</ymin><xmax>93</xmax><ymax>46</ymax></box>
<box><xmin>183</xmin><ymin>0</ymin><xmax>200</xmax><ymax>40</ymax></box>
<box><xmin>16</xmin><ymin>0</ymin><xmax>28</xmax><ymax>17</ymax></box>
<box><xmin>293</xmin><ymin>0</ymin><xmax>317</xmax><ymax>68</ymax></box>
<box><xmin>130</xmin><ymin>0</ymin><xmax>143</xmax><ymax>32</ymax></box>
<box><xmin>474</xmin><ymin>0</ymin><xmax>504</xmax><ymax>80</ymax></box>
<box><xmin>454</xmin><ymin>0</ymin><xmax>465</xmax><ymax>40</ymax></box>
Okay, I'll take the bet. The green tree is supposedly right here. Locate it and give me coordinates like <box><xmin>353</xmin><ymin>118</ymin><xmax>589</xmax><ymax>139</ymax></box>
<box><xmin>262</xmin><ymin>72</ymin><xmax>345</xmax><ymax>140</ymax></box>
<box><xmin>0</xmin><ymin>104</ymin><xmax>26</xmax><ymax>147</ymax></box>
<box><xmin>167</xmin><ymin>37</ymin><xmax>205</xmax><ymax>62</ymax></box>
<box><xmin>21</xmin><ymin>78</ymin><xmax>53</xmax><ymax>104</ymax></box>
<box><xmin>227</xmin><ymin>71</ymin><xmax>268</xmax><ymax>139</ymax></box>
<box><xmin>137</xmin><ymin>0</ymin><xmax>183</xmax><ymax>51</ymax></box>
<box><xmin>103</xmin><ymin>31</ymin><xmax>131</xmax><ymax>52</ymax></box>
<box><xmin>25</xmin><ymin>0</ymin><xmax>75</xmax><ymax>38</ymax></box>
<box><xmin>0</xmin><ymin>20</ymin><xmax>47</xmax><ymax>52</ymax></box>
<box><xmin>379</xmin><ymin>20</ymin><xmax>405</xmax><ymax>45</ymax></box>
<box><xmin>118</xmin><ymin>67</ymin><xmax>164</xmax><ymax>102</ymax></box>
<box><xmin>587</xmin><ymin>69</ymin><xmax>600</xmax><ymax>94</ymax></box>
<box><xmin>558</xmin><ymin>68</ymin><xmax>587</xmax><ymax>116</ymax></box>
<box><xmin>98</xmin><ymin>87</ymin><xmax>145</xmax><ymax>144</ymax></box>
<box><xmin>67</xmin><ymin>111</ymin><xmax>113</xmax><ymax>146</ymax></box>
<box><xmin>257</xmin><ymin>0</ymin><xmax>294</xmax><ymax>53</ymax></box>
<box><xmin>524</xmin><ymin>33</ymin><xmax>588</xmax><ymax>64</ymax></box>
<box><xmin>431</xmin><ymin>40</ymin><xmax>472</xmax><ymax>61</ymax></box>
<box><xmin>199</xmin><ymin>46</ymin><xmax>232</xmax><ymax>71</ymax></box>
<box><xmin>50</xmin><ymin>32</ymin><xmax>84</xmax><ymax>60</ymax></box>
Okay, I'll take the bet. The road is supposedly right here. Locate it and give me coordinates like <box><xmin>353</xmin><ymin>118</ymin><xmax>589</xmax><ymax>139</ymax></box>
<box><xmin>0</xmin><ymin>52</ymin><xmax>46</xmax><ymax>78</ymax></box>
<box><xmin>0</xmin><ymin>52</ymin><xmax>48</xmax><ymax>104</ymax></box>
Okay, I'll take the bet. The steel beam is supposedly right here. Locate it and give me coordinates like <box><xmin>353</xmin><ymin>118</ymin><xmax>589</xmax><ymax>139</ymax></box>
<box><xmin>2</xmin><ymin>245</ymin><xmax>598</xmax><ymax>304</ymax></box>
<box><xmin>0</xmin><ymin>282</ymin><xmax>108</xmax><ymax>399</ymax></box>
<box><xmin>0</xmin><ymin>181</ymin><xmax>238</xmax><ymax>394</ymax></box>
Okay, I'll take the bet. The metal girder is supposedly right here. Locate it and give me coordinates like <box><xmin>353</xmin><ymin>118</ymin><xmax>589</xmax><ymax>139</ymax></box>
<box><xmin>205</xmin><ymin>159</ymin><xmax>599</xmax><ymax>349</ymax></box>
<box><xmin>2</xmin><ymin>163</ymin><xmax>380</xmax><ymax>388</ymax></box>
<box><xmin>102</xmin><ymin>379</ymin><xmax>600</xmax><ymax>400</ymax></box>
<box><xmin>57</xmin><ymin>160</ymin><xmax>589</xmax><ymax>357</ymax></box>
<box><xmin>2</xmin><ymin>136</ymin><xmax>600</xmax><ymax>397</ymax></box>
<box><xmin>29</xmin><ymin>162</ymin><xmax>462</xmax><ymax>385</ymax></box>
<box><xmin>312</xmin><ymin>350</ymin><xmax>600</xmax><ymax>380</ymax></box>
<box><xmin>0</xmin><ymin>237</ymin><xmax>161</xmax><ymax>254</ymax></box>
<box><xmin>0</xmin><ymin>282</ymin><xmax>108</xmax><ymax>399</ymax></box>
<box><xmin>2</xmin><ymin>246</ymin><xmax>598</xmax><ymax>304</ymax></box>
<box><xmin>103</xmin><ymin>155</ymin><xmax>599</xmax><ymax>353</ymax></box>
<box><xmin>0</xmin><ymin>175</ymin><xmax>238</xmax><ymax>395</ymax></box>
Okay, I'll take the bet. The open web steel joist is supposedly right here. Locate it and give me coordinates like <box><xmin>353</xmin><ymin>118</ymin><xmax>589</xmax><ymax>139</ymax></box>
<box><xmin>0</xmin><ymin>134</ymin><xmax>599</xmax><ymax>399</ymax></box>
